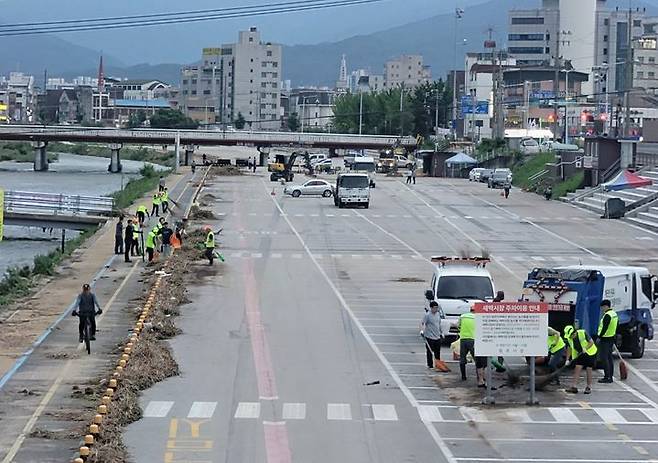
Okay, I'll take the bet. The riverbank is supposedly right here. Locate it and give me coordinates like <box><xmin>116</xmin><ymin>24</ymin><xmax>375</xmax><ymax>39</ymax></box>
<box><xmin>0</xmin><ymin>142</ymin><xmax>58</xmax><ymax>162</ymax></box>
<box><xmin>49</xmin><ymin>142</ymin><xmax>175</xmax><ymax>167</ymax></box>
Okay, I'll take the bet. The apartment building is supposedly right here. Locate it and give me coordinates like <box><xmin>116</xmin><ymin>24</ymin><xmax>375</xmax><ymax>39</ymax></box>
<box><xmin>383</xmin><ymin>55</ymin><xmax>431</xmax><ymax>88</ymax></box>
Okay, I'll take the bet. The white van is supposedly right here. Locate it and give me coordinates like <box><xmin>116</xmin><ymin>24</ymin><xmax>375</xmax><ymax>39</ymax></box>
<box><xmin>309</xmin><ymin>153</ymin><xmax>328</xmax><ymax>165</ymax></box>
<box><xmin>351</xmin><ymin>156</ymin><xmax>377</xmax><ymax>188</ymax></box>
<box><xmin>334</xmin><ymin>173</ymin><xmax>370</xmax><ymax>208</ymax></box>
<box><xmin>423</xmin><ymin>257</ymin><xmax>495</xmax><ymax>339</ymax></box>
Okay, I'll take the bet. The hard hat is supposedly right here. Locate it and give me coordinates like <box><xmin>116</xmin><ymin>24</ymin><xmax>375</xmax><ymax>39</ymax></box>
<box><xmin>563</xmin><ymin>325</ymin><xmax>574</xmax><ymax>337</ymax></box>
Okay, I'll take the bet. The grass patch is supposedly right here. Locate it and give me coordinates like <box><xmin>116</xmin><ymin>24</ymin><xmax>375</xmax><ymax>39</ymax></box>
<box><xmin>49</xmin><ymin>142</ymin><xmax>174</xmax><ymax>167</ymax></box>
<box><xmin>511</xmin><ymin>152</ymin><xmax>556</xmax><ymax>189</ymax></box>
<box><xmin>111</xmin><ymin>164</ymin><xmax>167</xmax><ymax>211</ymax></box>
<box><xmin>0</xmin><ymin>142</ymin><xmax>58</xmax><ymax>162</ymax></box>
<box><xmin>0</xmin><ymin>229</ymin><xmax>94</xmax><ymax>308</ymax></box>
<box><xmin>552</xmin><ymin>171</ymin><xmax>585</xmax><ymax>199</ymax></box>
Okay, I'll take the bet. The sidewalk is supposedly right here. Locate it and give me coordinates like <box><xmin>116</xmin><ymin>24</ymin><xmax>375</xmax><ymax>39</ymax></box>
<box><xmin>0</xmin><ymin>167</ymin><xmax>199</xmax><ymax>462</ymax></box>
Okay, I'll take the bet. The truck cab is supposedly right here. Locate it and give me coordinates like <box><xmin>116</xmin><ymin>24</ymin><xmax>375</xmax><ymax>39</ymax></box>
<box><xmin>424</xmin><ymin>257</ymin><xmax>495</xmax><ymax>339</ymax></box>
<box><xmin>351</xmin><ymin>156</ymin><xmax>376</xmax><ymax>188</ymax></box>
<box><xmin>334</xmin><ymin>173</ymin><xmax>370</xmax><ymax>208</ymax></box>
<box><xmin>521</xmin><ymin>266</ymin><xmax>656</xmax><ymax>358</ymax></box>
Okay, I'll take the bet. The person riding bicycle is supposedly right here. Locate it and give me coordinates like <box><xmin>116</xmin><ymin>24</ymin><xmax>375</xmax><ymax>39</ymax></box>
<box><xmin>71</xmin><ymin>284</ymin><xmax>102</xmax><ymax>342</ymax></box>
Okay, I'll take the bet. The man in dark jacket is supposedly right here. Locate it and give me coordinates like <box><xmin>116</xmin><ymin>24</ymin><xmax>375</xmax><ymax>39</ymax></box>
<box><xmin>72</xmin><ymin>283</ymin><xmax>102</xmax><ymax>342</ymax></box>
<box><xmin>114</xmin><ymin>216</ymin><xmax>124</xmax><ymax>255</ymax></box>
<box><xmin>124</xmin><ymin>219</ymin><xmax>135</xmax><ymax>263</ymax></box>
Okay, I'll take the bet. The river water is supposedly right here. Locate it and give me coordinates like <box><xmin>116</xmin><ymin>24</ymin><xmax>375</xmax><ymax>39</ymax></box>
<box><xmin>0</xmin><ymin>153</ymin><xmax>161</xmax><ymax>276</ymax></box>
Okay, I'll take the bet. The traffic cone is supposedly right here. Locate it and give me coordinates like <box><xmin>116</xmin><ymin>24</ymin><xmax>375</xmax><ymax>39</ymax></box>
<box><xmin>271</xmin><ymin>188</ymin><xmax>276</xmax><ymax>196</ymax></box>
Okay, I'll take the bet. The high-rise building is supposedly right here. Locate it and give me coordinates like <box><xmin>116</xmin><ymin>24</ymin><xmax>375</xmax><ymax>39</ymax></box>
<box><xmin>180</xmin><ymin>27</ymin><xmax>282</xmax><ymax>129</ymax></box>
<box><xmin>0</xmin><ymin>72</ymin><xmax>36</xmax><ymax>122</ymax></box>
<box><xmin>336</xmin><ymin>54</ymin><xmax>349</xmax><ymax>91</ymax></box>
<box><xmin>383</xmin><ymin>55</ymin><xmax>431</xmax><ymax>88</ymax></box>
<box><xmin>635</xmin><ymin>19</ymin><xmax>658</xmax><ymax>91</ymax></box>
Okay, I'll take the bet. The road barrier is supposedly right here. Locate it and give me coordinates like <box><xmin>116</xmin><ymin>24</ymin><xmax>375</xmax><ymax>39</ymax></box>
<box><xmin>4</xmin><ymin>190</ymin><xmax>114</xmax><ymax>217</ymax></box>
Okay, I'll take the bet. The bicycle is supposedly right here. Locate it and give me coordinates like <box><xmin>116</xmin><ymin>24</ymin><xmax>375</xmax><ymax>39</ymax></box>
<box><xmin>72</xmin><ymin>310</ymin><xmax>100</xmax><ymax>355</ymax></box>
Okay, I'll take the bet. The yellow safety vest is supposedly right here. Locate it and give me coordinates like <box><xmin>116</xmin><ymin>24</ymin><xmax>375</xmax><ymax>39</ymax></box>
<box><xmin>162</xmin><ymin>191</ymin><xmax>169</xmax><ymax>202</ymax></box>
<box><xmin>133</xmin><ymin>225</ymin><xmax>140</xmax><ymax>241</ymax></box>
<box><xmin>548</xmin><ymin>333</ymin><xmax>565</xmax><ymax>354</ymax></box>
<box><xmin>459</xmin><ymin>312</ymin><xmax>475</xmax><ymax>340</ymax></box>
<box><xmin>137</xmin><ymin>205</ymin><xmax>148</xmax><ymax>214</ymax></box>
<box><xmin>205</xmin><ymin>231</ymin><xmax>215</xmax><ymax>249</ymax></box>
<box><xmin>152</xmin><ymin>193</ymin><xmax>161</xmax><ymax>205</ymax></box>
<box><xmin>567</xmin><ymin>329</ymin><xmax>598</xmax><ymax>358</ymax></box>
<box><xmin>598</xmin><ymin>310</ymin><xmax>619</xmax><ymax>339</ymax></box>
<box><xmin>145</xmin><ymin>231</ymin><xmax>156</xmax><ymax>249</ymax></box>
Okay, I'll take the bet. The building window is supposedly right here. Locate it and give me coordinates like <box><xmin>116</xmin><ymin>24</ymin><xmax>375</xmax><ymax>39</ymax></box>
<box><xmin>191</xmin><ymin>90</ymin><xmax>197</xmax><ymax>95</ymax></box>
<box><xmin>182</xmin><ymin>90</ymin><xmax>188</xmax><ymax>95</ymax></box>
<box><xmin>249</xmin><ymin>37</ymin><xmax>253</xmax><ymax>42</ymax></box>
<box><xmin>203</xmin><ymin>90</ymin><xmax>211</xmax><ymax>95</ymax></box>
<box><xmin>650</xmin><ymin>71</ymin><xmax>655</xmax><ymax>78</ymax></box>
<box><xmin>637</xmin><ymin>71</ymin><xmax>644</xmax><ymax>78</ymax></box>
<box><xmin>216</xmin><ymin>79</ymin><xmax>221</xmax><ymax>84</ymax></box>
<box><xmin>261</xmin><ymin>92</ymin><xmax>266</xmax><ymax>98</ymax></box>
<box><xmin>250</xmin><ymin>69</ymin><xmax>253</xmax><ymax>73</ymax></box>
<box><xmin>603</xmin><ymin>48</ymin><xmax>608</xmax><ymax>55</ymax></box>
<box><xmin>639</xmin><ymin>56</ymin><xmax>645</xmax><ymax>63</ymax></box>
<box><xmin>508</xmin><ymin>33</ymin><xmax>546</xmax><ymax>41</ymax></box>
<box><xmin>261</xmin><ymin>103</ymin><xmax>266</xmax><ymax>109</ymax></box>
<box><xmin>508</xmin><ymin>47</ymin><xmax>545</xmax><ymax>54</ymax></box>
<box><xmin>261</xmin><ymin>82</ymin><xmax>267</xmax><ymax>88</ymax></box>
<box><xmin>511</xmin><ymin>17</ymin><xmax>544</xmax><ymax>25</ymax></box>
<box><xmin>182</xmin><ymin>80</ymin><xmax>188</xmax><ymax>85</ymax></box>
<box><xmin>634</xmin><ymin>19</ymin><xmax>642</xmax><ymax>27</ymax></box>
<box><xmin>545</xmin><ymin>47</ymin><xmax>550</xmax><ymax>54</ymax></box>
<box><xmin>262</xmin><ymin>72</ymin><xmax>267</xmax><ymax>78</ymax></box>
<box><xmin>604</xmin><ymin>18</ymin><xmax>609</xmax><ymax>26</ymax></box>
<box><xmin>191</xmin><ymin>79</ymin><xmax>197</xmax><ymax>84</ymax></box>
<box><xmin>262</xmin><ymin>62</ymin><xmax>267</xmax><ymax>67</ymax></box>
<box><xmin>272</xmin><ymin>72</ymin><xmax>278</xmax><ymax>78</ymax></box>
<box><xmin>271</xmin><ymin>93</ymin><xmax>277</xmax><ymax>98</ymax></box>
<box><xmin>273</xmin><ymin>62</ymin><xmax>278</xmax><ymax>68</ymax></box>
<box><xmin>250</xmin><ymin>58</ymin><xmax>254</xmax><ymax>62</ymax></box>
<box><xmin>267</xmin><ymin>50</ymin><xmax>272</xmax><ymax>57</ymax></box>
<box><xmin>650</xmin><ymin>57</ymin><xmax>656</xmax><ymax>63</ymax></box>
<box><xmin>603</xmin><ymin>35</ymin><xmax>608</xmax><ymax>42</ymax></box>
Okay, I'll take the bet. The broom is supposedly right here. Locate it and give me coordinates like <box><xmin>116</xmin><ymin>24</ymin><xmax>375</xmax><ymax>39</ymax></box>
<box><xmin>613</xmin><ymin>344</ymin><xmax>629</xmax><ymax>380</ymax></box>
<box><xmin>423</xmin><ymin>336</ymin><xmax>450</xmax><ymax>372</ymax></box>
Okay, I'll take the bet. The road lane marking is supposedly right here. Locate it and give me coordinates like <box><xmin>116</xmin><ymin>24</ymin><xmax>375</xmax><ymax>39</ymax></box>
<box><xmin>264</xmin><ymin>180</ymin><xmax>457</xmax><ymax>463</ymax></box>
<box><xmin>327</xmin><ymin>403</ymin><xmax>352</xmax><ymax>421</ymax></box>
<box><xmin>263</xmin><ymin>421</ymin><xmax>292</xmax><ymax>463</ymax></box>
<box><xmin>548</xmin><ymin>407</ymin><xmax>579</xmax><ymax>423</ymax></box>
<box><xmin>418</xmin><ymin>405</ymin><xmax>443</xmax><ymax>422</ymax></box>
<box><xmin>168</xmin><ymin>418</ymin><xmax>178</xmax><ymax>438</ymax></box>
<box><xmin>371</xmin><ymin>404</ymin><xmax>398</xmax><ymax>421</ymax></box>
<box><xmin>282</xmin><ymin>403</ymin><xmax>306</xmax><ymax>420</ymax></box>
<box><xmin>640</xmin><ymin>408</ymin><xmax>658</xmax><ymax>422</ymax></box>
<box><xmin>234</xmin><ymin>402</ymin><xmax>261</xmax><ymax>419</ymax></box>
<box><xmin>506</xmin><ymin>410</ymin><xmax>531</xmax><ymax>422</ymax></box>
<box><xmin>271</xmin><ymin>253</ymin><xmax>282</xmax><ymax>259</ymax></box>
<box><xmin>187</xmin><ymin>402</ymin><xmax>217</xmax><ymax>419</ymax></box>
<box><xmin>460</xmin><ymin>407</ymin><xmax>489</xmax><ymax>423</ymax></box>
<box><xmin>144</xmin><ymin>401</ymin><xmax>175</xmax><ymax>418</ymax></box>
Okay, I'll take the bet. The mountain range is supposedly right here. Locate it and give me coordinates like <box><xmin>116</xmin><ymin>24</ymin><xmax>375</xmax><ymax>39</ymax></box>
<box><xmin>2</xmin><ymin>0</ymin><xmax>658</xmax><ymax>87</ymax></box>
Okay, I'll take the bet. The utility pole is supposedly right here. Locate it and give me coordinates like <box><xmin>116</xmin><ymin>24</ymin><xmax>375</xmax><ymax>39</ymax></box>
<box><xmin>400</xmin><ymin>84</ymin><xmax>405</xmax><ymax>136</ymax></box>
<box><xmin>553</xmin><ymin>33</ymin><xmax>561</xmax><ymax>142</ymax></box>
<box><xmin>452</xmin><ymin>6</ymin><xmax>464</xmax><ymax>138</ymax></box>
<box><xmin>359</xmin><ymin>91</ymin><xmax>363</xmax><ymax>135</ymax></box>
<box><xmin>435</xmin><ymin>84</ymin><xmax>440</xmax><ymax>138</ymax></box>
<box><xmin>624</xmin><ymin>6</ymin><xmax>634</xmax><ymax>137</ymax></box>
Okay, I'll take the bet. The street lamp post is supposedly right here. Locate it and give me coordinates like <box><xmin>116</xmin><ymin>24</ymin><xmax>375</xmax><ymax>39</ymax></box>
<box><xmin>359</xmin><ymin>91</ymin><xmax>363</xmax><ymax>135</ymax></box>
<box><xmin>564</xmin><ymin>69</ymin><xmax>575</xmax><ymax>144</ymax></box>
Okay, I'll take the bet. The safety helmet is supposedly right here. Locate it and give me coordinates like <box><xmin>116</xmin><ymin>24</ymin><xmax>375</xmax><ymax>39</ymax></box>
<box><xmin>563</xmin><ymin>325</ymin><xmax>575</xmax><ymax>338</ymax></box>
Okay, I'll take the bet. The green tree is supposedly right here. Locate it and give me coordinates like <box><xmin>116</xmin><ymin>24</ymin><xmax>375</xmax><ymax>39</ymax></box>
<box><xmin>127</xmin><ymin>110</ymin><xmax>147</xmax><ymax>128</ymax></box>
<box><xmin>234</xmin><ymin>112</ymin><xmax>246</xmax><ymax>130</ymax></box>
<box><xmin>149</xmin><ymin>109</ymin><xmax>199</xmax><ymax>129</ymax></box>
<box><xmin>288</xmin><ymin>112</ymin><xmax>300</xmax><ymax>132</ymax></box>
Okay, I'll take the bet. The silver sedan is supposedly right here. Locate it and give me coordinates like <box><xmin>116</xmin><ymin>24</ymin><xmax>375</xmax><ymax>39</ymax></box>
<box><xmin>284</xmin><ymin>179</ymin><xmax>334</xmax><ymax>198</ymax></box>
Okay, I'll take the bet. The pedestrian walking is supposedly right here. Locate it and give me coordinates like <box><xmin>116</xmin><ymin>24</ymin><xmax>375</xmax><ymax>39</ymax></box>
<box><xmin>71</xmin><ymin>284</ymin><xmax>102</xmax><ymax>342</ymax></box>
<box><xmin>420</xmin><ymin>301</ymin><xmax>444</xmax><ymax>370</ymax></box>
<box><xmin>411</xmin><ymin>163</ymin><xmax>417</xmax><ymax>185</ymax></box>
<box><xmin>564</xmin><ymin>325</ymin><xmax>598</xmax><ymax>394</ymax></box>
<box><xmin>597</xmin><ymin>299</ymin><xmax>618</xmax><ymax>383</ymax></box>
<box><xmin>124</xmin><ymin>219</ymin><xmax>134</xmax><ymax>263</ymax></box>
<box><xmin>406</xmin><ymin>169</ymin><xmax>413</xmax><ymax>184</ymax></box>
<box><xmin>547</xmin><ymin>327</ymin><xmax>567</xmax><ymax>384</ymax></box>
<box><xmin>457</xmin><ymin>307</ymin><xmax>487</xmax><ymax>386</ymax></box>
<box><xmin>204</xmin><ymin>226</ymin><xmax>215</xmax><ymax>265</ymax></box>
<box><xmin>151</xmin><ymin>192</ymin><xmax>161</xmax><ymax>217</ymax></box>
<box><xmin>503</xmin><ymin>183</ymin><xmax>511</xmax><ymax>199</ymax></box>
<box><xmin>161</xmin><ymin>188</ymin><xmax>170</xmax><ymax>214</ymax></box>
<box><xmin>159</xmin><ymin>221</ymin><xmax>174</xmax><ymax>258</ymax></box>
<box><xmin>158</xmin><ymin>176</ymin><xmax>166</xmax><ymax>192</ymax></box>
<box><xmin>114</xmin><ymin>216</ymin><xmax>124</xmax><ymax>255</ymax></box>
<box><xmin>136</xmin><ymin>204</ymin><xmax>149</xmax><ymax>226</ymax></box>
<box><xmin>252</xmin><ymin>157</ymin><xmax>257</xmax><ymax>173</ymax></box>
<box><xmin>191</xmin><ymin>160</ymin><xmax>196</xmax><ymax>174</ymax></box>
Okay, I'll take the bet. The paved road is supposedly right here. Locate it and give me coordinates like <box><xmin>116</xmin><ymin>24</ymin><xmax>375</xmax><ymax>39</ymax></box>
<box><xmin>127</xmin><ymin>172</ymin><xmax>658</xmax><ymax>463</ymax></box>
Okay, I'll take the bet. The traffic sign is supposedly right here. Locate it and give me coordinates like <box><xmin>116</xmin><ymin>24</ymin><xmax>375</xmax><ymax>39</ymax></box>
<box><xmin>474</xmin><ymin>302</ymin><xmax>548</xmax><ymax>356</ymax></box>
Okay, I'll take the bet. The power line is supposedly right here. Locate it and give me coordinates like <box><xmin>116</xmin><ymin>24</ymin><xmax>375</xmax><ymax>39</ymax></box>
<box><xmin>0</xmin><ymin>0</ymin><xmax>386</xmax><ymax>36</ymax></box>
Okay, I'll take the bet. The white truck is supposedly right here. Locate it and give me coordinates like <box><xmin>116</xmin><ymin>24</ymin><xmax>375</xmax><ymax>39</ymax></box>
<box><xmin>423</xmin><ymin>257</ymin><xmax>496</xmax><ymax>339</ymax></box>
<box><xmin>334</xmin><ymin>173</ymin><xmax>370</xmax><ymax>208</ymax></box>
<box><xmin>521</xmin><ymin>266</ymin><xmax>656</xmax><ymax>358</ymax></box>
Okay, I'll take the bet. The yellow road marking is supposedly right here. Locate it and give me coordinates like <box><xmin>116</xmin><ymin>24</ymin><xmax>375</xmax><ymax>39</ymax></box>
<box><xmin>182</xmin><ymin>419</ymin><xmax>207</xmax><ymax>438</ymax></box>
<box><xmin>578</xmin><ymin>401</ymin><xmax>592</xmax><ymax>410</ymax></box>
<box><xmin>168</xmin><ymin>418</ymin><xmax>178</xmax><ymax>439</ymax></box>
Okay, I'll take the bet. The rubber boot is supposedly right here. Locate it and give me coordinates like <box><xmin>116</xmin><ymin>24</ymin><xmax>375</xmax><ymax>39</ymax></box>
<box><xmin>460</xmin><ymin>364</ymin><xmax>467</xmax><ymax>381</ymax></box>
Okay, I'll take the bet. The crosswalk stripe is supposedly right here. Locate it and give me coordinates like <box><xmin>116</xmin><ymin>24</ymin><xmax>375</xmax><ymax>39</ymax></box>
<box><xmin>548</xmin><ymin>407</ymin><xmax>579</xmax><ymax>423</ymax></box>
<box><xmin>234</xmin><ymin>402</ymin><xmax>261</xmax><ymax>419</ymax></box>
<box><xmin>640</xmin><ymin>408</ymin><xmax>658</xmax><ymax>422</ymax></box>
<box><xmin>594</xmin><ymin>407</ymin><xmax>627</xmax><ymax>424</ymax></box>
<box><xmin>371</xmin><ymin>404</ymin><xmax>398</xmax><ymax>421</ymax></box>
<box><xmin>282</xmin><ymin>403</ymin><xmax>306</xmax><ymax>420</ymax></box>
<box><xmin>532</xmin><ymin>256</ymin><xmax>546</xmax><ymax>262</ymax></box>
<box><xmin>251</xmin><ymin>252</ymin><xmax>263</xmax><ymax>258</ymax></box>
<box><xmin>327</xmin><ymin>403</ymin><xmax>352</xmax><ymax>421</ymax></box>
<box><xmin>418</xmin><ymin>405</ymin><xmax>443</xmax><ymax>422</ymax></box>
<box><xmin>292</xmin><ymin>253</ymin><xmax>303</xmax><ymax>259</ymax></box>
<box><xmin>188</xmin><ymin>401</ymin><xmax>217</xmax><ymax>419</ymax></box>
<box><xmin>460</xmin><ymin>407</ymin><xmax>488</xmax><ymax>422</ymax></box>
<box><xmin>143</xmin><ymin>401</ymin><xmax>174</xmax><ymax>418</ymax></box>
<box><xmin>506</xmin><ymin>409</ymin><xmax>531</xmax><ymax>423</ymax></box>
<box><xmin>271</xmin><ymin>253</ymin><xmax>282</xmax><ymax>259</ymax></box>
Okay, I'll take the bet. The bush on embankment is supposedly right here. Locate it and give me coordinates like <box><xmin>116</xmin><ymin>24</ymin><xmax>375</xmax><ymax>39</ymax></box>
<box><xmin>49</xmin><ymin>142</ymin><xmax>174</xmax><ymax>167</ymax></box>
<box><xmin>111</xmin><ymin>164</ymin><xmax>169</xmax><ymax>212</ymax></box>
<box><xmin>0</xmin><ymin>142</ymin><xmax>58</xmax><ymax>162</ymax></box>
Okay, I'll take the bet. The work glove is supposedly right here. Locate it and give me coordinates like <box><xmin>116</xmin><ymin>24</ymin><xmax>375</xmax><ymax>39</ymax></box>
<box><xmin>419</xmin><ymin>331</ymin><xmax>424</xmax><ymax>338</ymax></box>
<box><xmin>96</xmin><ymin>309</ymin><xmax>103</xmax><ymax>316</ymax></box>
<box><xmin>71</xmin><ymin>310</ymin><xmax>78</xmax><ymax>317</ymax></box>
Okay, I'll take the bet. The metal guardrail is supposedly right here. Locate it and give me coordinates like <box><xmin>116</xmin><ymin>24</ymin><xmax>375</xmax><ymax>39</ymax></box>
<box><xmin>602</xmin><ymin>159</ymin><xmax>621</xmax><ymax>183</ymax></box>
<box><xmin>528</xmin><ymin>169</ymin><xmax>549</xmax><ymax>184</ymax></box>
<box><xmin>4</xmin><ymin>190</ymin><xmax>114</xmax><ymax>217</ymax></box>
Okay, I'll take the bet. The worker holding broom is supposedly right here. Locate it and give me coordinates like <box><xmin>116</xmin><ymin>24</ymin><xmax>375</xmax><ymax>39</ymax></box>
<box><xmin>597</xmin><ymin>299</ymin><xmax>619</xmax><ymax>384</ymax></box>
<box><xmin>547</xmin><ymin>327</ymin><xmax>567</xmax><ymax>385</ymax></box>
<box><xmin>564</xmin><ymin>325</ymin><xmax>598</xmax><ymax>394</ymax></box>
<box><xmin>420</xmin><ymin>302</ymin><xmax>449</xmax><ymax>372</ymax></box>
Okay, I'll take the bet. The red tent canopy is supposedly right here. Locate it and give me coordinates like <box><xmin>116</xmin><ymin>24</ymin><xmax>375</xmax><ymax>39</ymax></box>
<box><xmin>603</xmin><ymin>170</ymin><xmax>652</xmax><ymax>191</ymax></box>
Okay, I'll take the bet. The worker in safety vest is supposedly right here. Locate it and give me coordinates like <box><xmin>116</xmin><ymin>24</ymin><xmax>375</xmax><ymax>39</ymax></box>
<box><xmin>131</xmin><ymin>221</ymin><xmax>141</xmax><ymax>257</ymax></box>
<box><xmin>161</xmin><ymin>188</ymin><xmax>170</xmax><ymax>214</ymax></box>
<box><xmin>203</xmin><ymin>226</ymin><xmax>215</xmax><ymax>265</ymax></box>
<box><xmin>151</xmin><ymin>192</ymin><xmax>162</xmax><ymax>217</ymax></box>
<box><xmin>136</xmin><ymin>204</ymin><xmax>149</xmax><ymax>226</ymax></box>
<box><xmin>457</xmin><ymin>307</ymin><xmax>487</xmax><ymax>386</ymax></box>
<box><xmin>145</xmin><ymin>229</ymin><xmax>157</xmax><ymax>263</ymax></box>
<box><xmin>547</xmin><ymin>327</ymin><xmax>567</xmax><ymax>384</ymax></box>
<box><xmin>597</xmin><ymin>299</ymin><xmax>619</xmax><ymax>383</ymax></box>
<box><xmin>564</xmin><ymin>325</ymin><xmax>598</xmax><ymax>394</ymax></box>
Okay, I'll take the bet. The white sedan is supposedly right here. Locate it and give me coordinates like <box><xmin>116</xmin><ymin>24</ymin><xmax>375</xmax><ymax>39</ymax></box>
<box><xmin>284</xmin><ymin>179</ymin><xmax>334</xmax><ymax>198</ymax></box>
<box><xmin>313</xmin><ymin>159</ymin><xmax>334</xmax><ymax>172</ymax></box>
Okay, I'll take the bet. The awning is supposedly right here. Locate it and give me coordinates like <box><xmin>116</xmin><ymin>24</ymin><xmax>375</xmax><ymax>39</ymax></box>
<box><xmin>445</xmin><ymin>152</ymin><xmax>478</xmax><ymax>166</ymax></box>
<box><xmin>602</xmin><ymin>170</ymin><xmax>653</xmax><ymax>192</ymax></box>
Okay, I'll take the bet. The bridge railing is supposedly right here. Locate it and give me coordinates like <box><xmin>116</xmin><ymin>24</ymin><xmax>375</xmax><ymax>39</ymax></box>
<box><xmin>3</xmin><ymin>190</ymin><xmax>114</xmax><ymax>217</ymax></box>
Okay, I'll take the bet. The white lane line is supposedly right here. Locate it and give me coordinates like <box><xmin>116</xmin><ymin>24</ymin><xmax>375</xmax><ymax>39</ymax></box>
<box><xmin>371</xmin><ymin>404</ymin><xmax>398</xmax><ymax>421</ymax></box>
<box><xmin>418</xmin><ymin>405</ymin><xmax>443</xmax><ymax>422</ymax></box>
<box><xmin>263</xmin><ymin>179</ymin><xmax>457</xmax><ymax>463</ymax></box>
<box><xmin>548</xmin><ymin>407</ymin><xmax>579</xmax><ymax>423</ymax></box>
<box><xmin>291</xmin><ymin>253</ymin><xmax>303</xmax><ymax>259</ymax></box>
<box><xmin>187</xmin><ymin>401</ymin><xmax>217</xmax><ymax>419</ymax></box>
<box><xmin>313</xmin><ymin>254</ymin><xmax>324</xmax><ymax>259</ymax></box>
<box><xmin>531</xmin><ymin>256</ymin><xmax>546</xmax><ymax>262</ymax></box>
<box><xmin>506</xmin><ymin>409</ymin><xmax>531</xmax><ymax>423</ymax></box>
<box><xmin>234</xmin><ymin>402</ymin><xmax>261</xmax><ymax>419</ymax></box>
<box><xmin>594</xmin><ymin>408</ymin><xmax>627</xmax><ymax>424</ymax></box>
<box><xmin>327</xmin><ymin>403</ymin><xmax>352</xmax><ymax>421</ymax></box>
<box><xmin>351</xmin><ymin>254</ymin><xmax>363</xmax><ymax>259</ymax></box>
<box><xmin>251</xmin><ymin>252</ymin><xmax>263</xmax><ymax>258</ymax></box>
<box><xmin>460</xmin><ymin>407</ymin><xmax>489</xmax><ymax>422</ymax></box>
<box><xmin>640</xmin><ymin>408</ymin><xmax>658</xmax><ymax>422</ymax></box>
<box><xmin>282</xmin><ymin>403</ymin><xmax>306</xmax><ymax>420</ymax></box>
<box><xmin>271</xmin><ymin>253</ymin><xmax>283</xmax><ymax>259</ymax></box>
<box><xmin>144</xmin><ymin>401</ymin><xmax>175</xmax><ymax>418</ymax></box>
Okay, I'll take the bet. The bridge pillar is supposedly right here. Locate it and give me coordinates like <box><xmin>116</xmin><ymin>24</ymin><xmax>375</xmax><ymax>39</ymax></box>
<box><xmin>183</xmin><ymin>145</ymin><xmax>195</xmax><ymax>166</ymax></box>
<box><xmin>257</xmin><ymin>146</ymin><xmax>270</xmax><ymax>166</ymax></box>
<box><xmin>329</xmin><ymin>148</ymin><xmax>337</xmax><ymax>158</ymax></box>
<box><xmin>32</xmin><ymin>141</ymin><xmax>49</xmax><ymax>171</ymax></box>
<box><xmin>108</xmin><ymin>143</ymin><xmax>123</xmax><ymax>173</ymax></box>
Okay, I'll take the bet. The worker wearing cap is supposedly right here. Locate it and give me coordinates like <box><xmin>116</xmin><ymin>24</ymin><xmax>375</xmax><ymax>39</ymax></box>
<box><xmin>204</xmin><ymin>227</ymin><xmax>215</xmax><ymax>265</ymax></box>
<box><xmin>564</xmin><ymin>325</ymin><xmax>598</xmax><ymax>394</ymax></box>
<box><xmin>547</xmin><ymin>327</ymin><xmax>566</xmax><ymax>384</ymax></box>
<box><xmin>457</xmin><ymin>306</ymin><xmax>487</xmax><ymax>386</ymax></box>
<box><xmin>597</xmin><ymin>299</ymin><xmax>619</xmax><ymax>383</ymax></box>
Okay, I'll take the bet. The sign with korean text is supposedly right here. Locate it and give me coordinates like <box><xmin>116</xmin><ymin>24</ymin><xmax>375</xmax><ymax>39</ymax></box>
<box><xmin>474</xmin><ymin>302</ymin><xmax>548</xmax><ymax>356</ymax></box>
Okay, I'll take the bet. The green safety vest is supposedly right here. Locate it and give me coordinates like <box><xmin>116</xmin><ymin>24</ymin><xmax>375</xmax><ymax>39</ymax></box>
<box><xmin>459</xmin><ymin>312</ymin><xmax>475</xmax><ymax>340</ymax></box>
<box><xmin>598</xmin><ymin>310</ymin><xmax>619</xmax><ymax>339</ymax></box>
<box><xmin>548</xmin><ymin>333</ymin><xmax>566</xmax><ymax>354</ymax></box>
<box><xmin>567</xmin><ymin>329</ymin><xmax>598</xmax><ymax>358</ymax></box>
<box><xmin>153</xmin><ymin>223</ymin><xmax>163</xmax><ymax>235</ymax></box>
<box><xmin>133</xmin><ymin>225</ymin><xmax>140</xmax><ymax>240</ymax></box>
<box><xmin>205</xmin><ymin>231</ymin><xmax>215</xmax><ymax>249</ymax></box>
<box><xmin>145</xmin><ymin>231</ymin><xmax>156</xmax><ymax>249</ymax></box>
<box><xmin>152</xmin><ymin>193</ymin><xmax>161</xmax><ymax>205</ymax></box>
<box><xmin>137</xmin><ymin>205</ymin><xmax>147</xmax><ymax>214</ymax></box>
<box><xmin>162</xmin><ymin>191</ymin><xmax>169</xmax><ymax>202</ymax></box>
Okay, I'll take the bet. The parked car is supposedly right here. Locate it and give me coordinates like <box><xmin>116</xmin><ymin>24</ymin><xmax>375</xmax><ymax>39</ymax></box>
<box><xmin>520</xmin><ymin>137</ymin><xmax>540</xmax><ymax>154</ymax></box>
<box><xmin>313</xmin><ymin>158</ymin><xmax>334</xmax><ymax>172</ymax></box>
<box><xmin>494</xmin><ymin>168</ymin><xmax>512</xmax><ymax>183</ymax></box>
<box><xmin>396</xmin><ymin>154</ymin><xmax>414</xmax><ymax>169</ymax></box>
<box><xmin>344</xmin><ymin>150</ymin><xmax>366</xmax><ymax>167</ymax></box>
<box><xmin>284</xmin><ymin>179</ymin><xmax>334</xmax><ymax>198</ymax></box>
<box><xmin>478</xmin><ymin>169</ymin><xmax>494</xmax><ymax>183</ymax></box>
<box><xmin>469</xmin><ymin>168</ymin><xmax>486</xmax><ymax>182</ymax></box>
<box><xmin>488</xmin><ymin>170</ymin><xmax>512</xmax><ymax>189</ymax></box>
<box><xmin>540</xmin><ymin>140</ymin><xmax>555</xmax><ymax>152</ymax></box>
<box><xmin>309</xmin><ymin>153</ymin><xmax>328</xmax><ymax>165</ymax></box>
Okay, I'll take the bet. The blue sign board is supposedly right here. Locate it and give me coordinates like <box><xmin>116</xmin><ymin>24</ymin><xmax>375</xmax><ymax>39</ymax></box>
<box><xmin>460</xmin><ymin>96</ymin><xmax>489</xmax><ymax>116</ymax></box>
